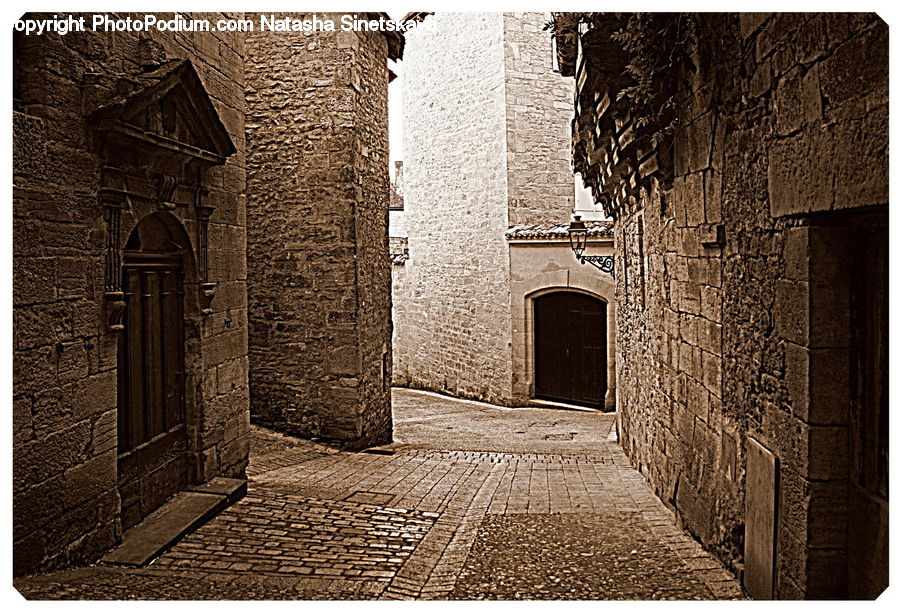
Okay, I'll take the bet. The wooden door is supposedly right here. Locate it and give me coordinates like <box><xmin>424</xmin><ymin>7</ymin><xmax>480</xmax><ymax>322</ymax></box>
<box><xmin>117</xmin><ymin>251</ymin><xmax>188</xmax><ymax>528</ymax></box>
<box><xmin>847</xmin><ymin>211</ymin><xmax>888</xmax><ymax>598</ymax></box>
<box><xmin>533</xmin><ymin>291</ymin><xmax>607</xmax><ymax>408</ymax></box>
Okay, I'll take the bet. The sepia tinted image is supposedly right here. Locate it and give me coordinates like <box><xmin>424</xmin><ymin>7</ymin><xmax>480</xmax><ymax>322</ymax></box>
<box><xmin>11</xmin><ymin>10</ymin><xmax>888</xmax><ymax>600</ymax></box>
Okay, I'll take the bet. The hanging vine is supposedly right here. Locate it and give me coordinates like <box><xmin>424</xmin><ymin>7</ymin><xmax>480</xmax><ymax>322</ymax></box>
<box><xmin>548</xmin><ymin>12</ymin><xmax>698</xmax><ymax>149</ymax></box>
<box><xmin>610</xmin><ymin>13</ymin><xmax>697</xmax><ymax>148</ymax></box>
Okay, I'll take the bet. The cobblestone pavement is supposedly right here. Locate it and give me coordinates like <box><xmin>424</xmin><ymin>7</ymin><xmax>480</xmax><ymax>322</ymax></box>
<box><xmin>14</xmin><ymin>388</ymin><xmax>745</xmax><ymax>600</ymax></box>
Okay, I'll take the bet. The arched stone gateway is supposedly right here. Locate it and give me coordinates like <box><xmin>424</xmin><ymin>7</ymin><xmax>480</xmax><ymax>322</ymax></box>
<box><xmin>510</xmin><ymin>259</ymin><xmax>617</xmax><ymax>412</ymax></box>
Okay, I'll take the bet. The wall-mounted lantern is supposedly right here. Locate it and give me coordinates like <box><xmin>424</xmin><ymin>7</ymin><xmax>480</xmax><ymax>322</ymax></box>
<box><xmin>567</xmin><ymin>214</ymin><xmax>615</xmax><ymax>277</ymax></box>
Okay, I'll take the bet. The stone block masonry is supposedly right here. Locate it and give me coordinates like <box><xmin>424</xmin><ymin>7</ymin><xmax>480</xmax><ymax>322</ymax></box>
<box><xmin>502</xmin><ymin>13</ymin><xmax>574</xmax><ymax>228</ymax></box>
<box><xmin>394</xmin><ymin>13</ymin><xmax>511</xmax><ymax>404</ymax></box>
<box><xmin>245</xmin><ymin>13</ymin><xmax>398</xmax><ymax>448</ymax></box>
<box><xmin>560</xmin><ymin>12</ymin><xmax>887</xmax><ymax>599</ymax></box>
<box><xmin>394</xmin><ymin>13</ymin><xmax>575</xmax><ymax>406</ymax></box>
<box><xmin>13</xmin><ymin>12</ymin><xmax>249</xmax><ymax>575</ymax></box>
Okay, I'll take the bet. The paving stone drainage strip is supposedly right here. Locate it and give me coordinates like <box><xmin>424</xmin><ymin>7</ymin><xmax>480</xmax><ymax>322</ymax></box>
<box><xmin>148</xmin><ymin>494</ymin><xmax>439</xmax><ymax>581</ymax></box>
<box><xmin>405</xmin><ymin>449</ymin><xmax>616</xmax><ymax>464</ymax></box>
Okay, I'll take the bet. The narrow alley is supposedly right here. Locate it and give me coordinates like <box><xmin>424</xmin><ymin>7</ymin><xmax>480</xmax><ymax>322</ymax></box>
<box><xmin>12</xmin><ymin>10</ymin><xmax>888</xmax><ymax>601</ymax></box>
<box><xmin>14</xmin><ymin>389</ymin><xmax>743</xmax><ymax>600</ymax></box>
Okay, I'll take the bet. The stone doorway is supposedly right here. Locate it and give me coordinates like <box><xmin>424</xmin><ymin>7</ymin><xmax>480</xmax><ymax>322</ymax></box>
<box><xmin>533</xmin><ymin>291</ymin><xmax>607</xmax><ymax>409</ymax></box>
<box><xmin>117</xmin><ymin>214</ymin><xmax>191</xmax><ymax>530</ymax></box>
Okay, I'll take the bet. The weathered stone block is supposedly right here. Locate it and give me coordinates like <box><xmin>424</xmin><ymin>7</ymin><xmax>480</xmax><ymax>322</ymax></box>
<box><xmin>13</xmin><ymin>396</ymin><xmax>34</xmax><ymax>445</ymax></box>
<box><xmin>779</xmin><ymin>466</ymin><xmax>848</xmax><ymax>550</ymax></box>
<box><xmin>806</xmin><ymin>424</ymin><xmax>849</xmax><ymax>481</ymax></box>
<box><xmin>13</xmin><ymin>257</ymin><xmax>56</xmax><ymax>306</ymax></box>
<box><xmin>847</xmin><ymin>485</ymin><xmax>889</xmax><ymax>599</ymax></box>
<box><xmin>804</xmin><ymin>548</ymin><xmax>849</xmax><ymax>598</ymax></box>
<box><xmin>782</xmin><ymin>226</ymin><xmax>809</xmax><ymax>281</ymax></box>
<box><xmin>13</xmin><ymin>420</ymin><xmax>91</xmax><ymax>493</ymax></box>
<box><xmin>674</xmin><ymin>477</ymin><xmax>716</xmax><ymax>545</ymax></box>
<box><xmin>739</xmin><ymin>13</ymin><xmax>771</xmax><ymax>40</ymax></box>
<box><xmin>819</xmin><ymin>21</ymin><xmax>887</xmax><ymax>109</ymax></box>
<box><xmin>675</xmin><ymin>112</ymin><xmax>714</xmax><ymax>176</ymax></box>
<box><xmin>748</xmin><ymin>59</ymin><xmax>772</xmax><ymax>99</ymax></box>
<box><xmin>684</xmin><ymin>172</ymin><xmax>706</xmax><ymax>227</ymax></box>
<box><xmin>92</xmin><ymin>409</ymin><xmax>118</xmax><ymax>456</ymax></box>
<box><xmin>785</xmin><ymin>343</ymin><xmax>850</xmax><ymax>425</ymax></box>
<box><xmin>774</xmin><ymin>526</ymin><xmax>807</xmax><ymax>598</ymax></box>
<box><xmin>808</xmin><ymin>284</ymin><xmax>850</xmax><ymax>349</ymax></box>
<box><xmin>773</xmin><ymin>280</ymin><xmax>808</xmax><ymax>345</ymax></box>
<box><xmin>13</xmin><ymin>111</ymin><xmax>48</xmax><ymax>182</ymax></box>
<box><xmin>71</xmin><ymin>371</ymin><xmax>117</xmax><ymax>421</ymax></box>
<box><xmin>768</xmin><ymin>128</ymin><xmax>834</xmax><ymax>217</ymax></box>
<box><xmin>700</xmin><ymin>285</ymin><xmax>721</xmax><ymax>323</ymax></box>
<box><xmin>831</xmin><ymin>106</ymin><xmax>888</xmax><ymax>212</ymax></box>
<box><xmin>775</xmin><ymin>65</ymin><xmax>822</xmax><ymax>137</ymax></box>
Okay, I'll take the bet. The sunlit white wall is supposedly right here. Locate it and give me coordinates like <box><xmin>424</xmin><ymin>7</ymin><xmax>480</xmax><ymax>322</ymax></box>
<box><xmin>573</xmin><ymin>172</ymin><xmax>607</xmax><ymax>220</ymax></box>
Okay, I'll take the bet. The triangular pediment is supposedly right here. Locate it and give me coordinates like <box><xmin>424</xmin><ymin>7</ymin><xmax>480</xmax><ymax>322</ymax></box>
<box><xmin>89</xmin><ymin>59</ymin><xmax>236</xmax><ymax>163</ymax></box>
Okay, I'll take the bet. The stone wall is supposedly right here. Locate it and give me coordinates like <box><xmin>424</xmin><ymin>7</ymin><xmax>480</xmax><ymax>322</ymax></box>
<box><xmin>245</xmin><ymin>15</ymin><xmax>394</xmax><ymax>447</ymax></box>
<box><xmin>13</xmin><ymin>12</ymin><xmax>249</xmax><ymax>575</ymax></box>
<box><xmin>394</xmin><ymin>12</ymin><xmax>513</xmax><ymax>403</ymax></box>
<box><xmin>394</xmin><ymin>12</ymin><xmax>576</xmax><ymax>405</ymax></box>
<box><xmin>502</xmin><ymin>12</ymin><xmax>574</xmax><ymax>227</ymax></box>
<box><xmin>604</xmin><ymin>13</ymin><xmax>887</xmax><ymax>599</ymax></box>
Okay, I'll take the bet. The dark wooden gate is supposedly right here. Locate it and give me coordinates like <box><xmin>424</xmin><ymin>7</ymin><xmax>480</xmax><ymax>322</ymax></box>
<box><xmin>117</xmin><ymin>249</ymin><xmax>188</xmax><ymax>529</ymax></box>
<box><xmin>533</xmin><ymin>291</ymin><xmax>606</xmax><ymax>408</ymax></box>
<box><xmin>847</xmin><ymin>210</ymin><xmax>888</xmax><ymax>598</ymax></box>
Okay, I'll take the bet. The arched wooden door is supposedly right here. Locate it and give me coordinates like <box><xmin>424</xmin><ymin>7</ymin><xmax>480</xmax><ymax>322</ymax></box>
<box><xmin>117</xmin><ymin>214</ymin><xmax>189</xmax><ymax>529</ymax></box>
<box><xmin>533</xmin><ymin>291</ymin><xmax>607</xmax><ymax>408</ymax></box>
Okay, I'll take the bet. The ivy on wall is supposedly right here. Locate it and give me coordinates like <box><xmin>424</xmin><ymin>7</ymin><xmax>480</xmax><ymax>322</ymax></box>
<box><xmin>547</xmin><ymin>12</ymin><xmax>697</xmax><ymax>150</ymax></box>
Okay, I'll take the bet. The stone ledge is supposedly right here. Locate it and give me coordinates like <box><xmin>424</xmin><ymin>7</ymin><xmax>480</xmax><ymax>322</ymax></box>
<box><xmin>100</xmin><ymin>477</ymin><xmax>246</xmax><ymax>567</ymax></box>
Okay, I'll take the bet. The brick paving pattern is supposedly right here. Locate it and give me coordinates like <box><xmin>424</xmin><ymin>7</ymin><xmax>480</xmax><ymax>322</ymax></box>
<box><xmin>14</xmin><ymin>389</ymin><xmax>745</xmax><ymax>600</ymax></box>
<box><xmin>152</xmin><ymin>495</ymin><xmax>438</xmax><ymax>580</ymax></box>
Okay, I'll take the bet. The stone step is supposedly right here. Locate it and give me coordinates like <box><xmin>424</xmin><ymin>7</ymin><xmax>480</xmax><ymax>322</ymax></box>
<box><xmin>100</xmin><ymin>477</ymin><xmax>246</xmax><ymax>567</ymax></box>
<box><xmin>528</xmin><ymin>398</ymin><xmax>607</xmax><ymax>413</ymax></box>
<box><xmin>361</xmin><ymin>445</ymin><xmax>397</xmax><ymax>455</ymax></box>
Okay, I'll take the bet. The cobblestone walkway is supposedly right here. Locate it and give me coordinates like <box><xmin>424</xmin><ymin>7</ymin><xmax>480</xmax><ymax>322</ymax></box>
<box><xmin>14</xmin><ymin>388</ymin><xmax>745</xmax><ymax>600</ymax></box>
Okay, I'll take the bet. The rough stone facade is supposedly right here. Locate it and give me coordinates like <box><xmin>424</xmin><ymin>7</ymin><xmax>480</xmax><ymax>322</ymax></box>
<box><xmin>13</xmin><ymin>12</ymin><xmax>249</xmax><ymax>575</ymax></box>
<box><xmin>557</xmin><ymin>12</ymin><xmax>888</xmax><ymax>599</ymax></box>
<box><xmin>395</xmin><ymin>12</ymin><xmax>585</xmax><ymax>406</ymax></box>
<box><xmin>245</xmin><ymin>15</ymin><xmax>400</xmax><ymax>447</ymax></box>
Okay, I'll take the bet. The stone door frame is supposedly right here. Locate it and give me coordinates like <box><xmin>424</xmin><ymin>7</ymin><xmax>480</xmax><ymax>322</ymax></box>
<box><xmin>512</xmin><ymin>269</ymin><xmax>616</xmax><ymax>410</ymax></box>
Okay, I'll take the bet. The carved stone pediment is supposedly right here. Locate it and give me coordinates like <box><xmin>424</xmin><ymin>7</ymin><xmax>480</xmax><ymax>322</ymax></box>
<box><xmin>88</xmin><ymin>59</ymin><xmax>236</xmax><ymax>165</ymax></box>
<box><xmin>92</xmin><ymin>59</ymin><xmax>236</xmax><ymax>329</ymax></box>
